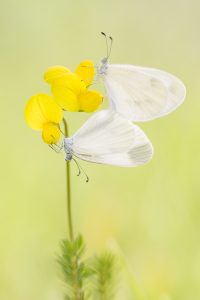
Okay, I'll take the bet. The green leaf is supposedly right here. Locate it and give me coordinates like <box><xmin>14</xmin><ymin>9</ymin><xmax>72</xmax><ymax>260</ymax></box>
<box><xmin>58</xmin><ymin>234</ymin><xmax>93</xmax><ymax>300</ymax></box>
<box><xmin>90</xmin><ymin>252</ymin><xmax>117</xmax><ymax>300</ymax></box>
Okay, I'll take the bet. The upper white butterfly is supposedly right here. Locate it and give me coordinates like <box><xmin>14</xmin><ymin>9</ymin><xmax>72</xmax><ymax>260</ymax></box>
<box><xmin>97</xmin><ymin>33</ymin><xmax>186</xmax><ymax>122</ymax></box>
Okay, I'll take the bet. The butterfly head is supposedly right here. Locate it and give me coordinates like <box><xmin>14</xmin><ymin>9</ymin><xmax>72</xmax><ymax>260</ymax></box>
<box><xmin>98</xmin><ymin>57</ymin><xmax>109</xmax><ymax>76</ymax></box>
<box><xmin>98</xmin><ymin>32</ymin><xmax>113</xmax><ymax>76</ymax></box>
<box><xmin>101</xmin><ymin>57</ymin><xmax>108</xmax><ymax>64</ymax></box>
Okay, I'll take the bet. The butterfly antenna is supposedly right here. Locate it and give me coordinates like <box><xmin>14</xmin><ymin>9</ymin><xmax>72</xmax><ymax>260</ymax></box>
<box><xmin>73</xmin><ymin>158</ymin><xmax>89</xmax><ymax>183</ymax></box>
<box><xmin>108</xmin><ymin>36</ymin><xmax>113</xmax><ymax>58</ymax></box>
<box><xmin>101</xmin><ymin>32</ymin><xmax>109</xmax><ymax>58</ymax></box>
<box><xmin>72</xmin><ymin>158</ymin><xmax>81</xmax><ymax>176</ymax></box>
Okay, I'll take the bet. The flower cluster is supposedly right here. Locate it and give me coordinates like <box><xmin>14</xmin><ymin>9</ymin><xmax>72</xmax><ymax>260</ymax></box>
<box><xmin>24</xmin><ymin>61</ymin><xmax>103</xmax><ymax>144</ymax></box>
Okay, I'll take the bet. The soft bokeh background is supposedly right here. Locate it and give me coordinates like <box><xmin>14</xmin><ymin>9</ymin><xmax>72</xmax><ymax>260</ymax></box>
<box><xmin>1</xmin><ymin>0</ymin><xmax>200</xmax><ymax>299</ymax></box>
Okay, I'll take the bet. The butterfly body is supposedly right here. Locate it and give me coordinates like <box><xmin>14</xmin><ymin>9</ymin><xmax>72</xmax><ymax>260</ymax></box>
<box><xmin>64</xmin><ymin>138</ymin><xmax>73</xmax><ymax>161</ymax></box>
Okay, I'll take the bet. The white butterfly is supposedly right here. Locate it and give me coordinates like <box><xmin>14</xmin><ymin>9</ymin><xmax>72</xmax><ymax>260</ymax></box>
<box><xmin>64</xmin><ymin>109</ymin><xmax>153</xmax><ymax>168</ymax></box>
<box><xmin>97</xmin><ymin>33</ymin><xmax>186</xmax><ymax>122</ymax></box>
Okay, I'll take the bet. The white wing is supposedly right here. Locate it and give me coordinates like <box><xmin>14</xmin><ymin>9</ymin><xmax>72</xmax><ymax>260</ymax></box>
<box><xmin>103</xmin><ymin>64</ymin><xmax>186</xmax><ymax>122</ymax></box>
<box><xmin>66</xmin><ymin>110</ymin><xmax>153</xmax><ymax>167</ymax></box>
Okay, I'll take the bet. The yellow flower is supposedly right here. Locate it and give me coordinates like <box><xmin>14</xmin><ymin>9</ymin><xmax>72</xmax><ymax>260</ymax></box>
<box><xmin>24</xmin><ymin>94</ymin><xmax>63</xmax><ymax>144</ymax></box>
<box><xmin>44</xmin><ymin>60</ymin><xmax>103</xmax><ymax>112</ymax></box>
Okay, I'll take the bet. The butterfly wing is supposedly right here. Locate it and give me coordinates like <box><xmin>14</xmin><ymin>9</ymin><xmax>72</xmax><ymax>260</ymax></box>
<box><xmin>66</xmin><ymin>110</ymin><xmax>153</xmax><ymax>167</ymax></box>
<box><xmin>103</xmin><ymin>64</ymin><xmax>186</xmax><ymax>122</ymax></box>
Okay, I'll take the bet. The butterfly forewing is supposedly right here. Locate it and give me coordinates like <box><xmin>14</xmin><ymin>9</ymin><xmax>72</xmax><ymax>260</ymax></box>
<box><xmin>68</xmin><ymin>110</ymin><xmax>153</xmax><ymax>167</ymax></box>
<box><xmin>103</xmin><ymin>64</ymin><xmax>186</xmax><ymax>122</ymax></box>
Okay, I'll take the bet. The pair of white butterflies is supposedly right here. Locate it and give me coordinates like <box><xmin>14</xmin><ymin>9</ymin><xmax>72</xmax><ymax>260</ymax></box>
<box><xmin>64</xmin><ymin>35</ymin><xmax>186</xmax><ymax>168</ymax></box>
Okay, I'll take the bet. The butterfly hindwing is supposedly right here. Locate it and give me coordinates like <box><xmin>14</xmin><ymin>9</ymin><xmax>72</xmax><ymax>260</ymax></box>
<box><xmin>66</xmin><ymin>110</ymin><xmax>153</xmax><ymax>167</ymax></box>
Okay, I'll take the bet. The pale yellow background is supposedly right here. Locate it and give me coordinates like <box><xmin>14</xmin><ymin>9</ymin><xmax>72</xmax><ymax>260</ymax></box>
<box><xmin>0</xmin><ymin>0</ymin><xmax>199</xmax><ymax>299</ymax></box>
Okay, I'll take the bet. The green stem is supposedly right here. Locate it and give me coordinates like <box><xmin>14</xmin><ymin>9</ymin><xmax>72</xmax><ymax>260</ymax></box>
<box><xmin>63</xmin><ymin>118</ymin><xmax>74</xmax><ymax>241</ymax></box>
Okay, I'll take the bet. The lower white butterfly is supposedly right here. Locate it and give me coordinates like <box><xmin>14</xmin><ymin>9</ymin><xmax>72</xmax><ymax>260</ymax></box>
<box><xmin>64</xmin><ymin>109</ymin><xmax>153</xmax><ymax>167</ymax></box>
<box><xmin>97</xmin><ymin>33</ymin><xmax>186</xmax><ymax>122</ymax></box>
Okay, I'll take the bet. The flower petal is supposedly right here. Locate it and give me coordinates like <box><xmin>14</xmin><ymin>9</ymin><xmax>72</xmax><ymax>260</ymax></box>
<box><xmin>24</xmin><ymin>94</ymin><xmax>63</xmax><ymax>130</ymax></box>
<box><xmin>51</xmin><ymin>73</ymin><xmax>87</xmax><ymax>111</ymax></box>
<box><xmin>53</xmin><ymin>73</ymin><xmax>86</xmax><ymax>94</ymax></box>
<box><xmin>44</xmin><ymin>65</ymin><xmax>70</xmax><ymax>84</ymax></box>
<box><xmin>75</xmin><ymin>60</ymin><xmax>95</xmax><ymax>86</ymax></box>
<box><xmin>42</xmin><ymin>122</ymin><xmax>61</xmax><ymax>144</ymax></box>
<box><xmin>79</xmin><ymin>90</ymin><xmax>103</xmax><ymax>112</ymax></box>
<box><xmin>51</xmin><ymin>84</ymin><xmax>80</xmax><ymax>111</ymax></box>
<box><xmin>25</xmin><ymin>94</ymin><xmax>48</xmax><ymax>130</ymax></box>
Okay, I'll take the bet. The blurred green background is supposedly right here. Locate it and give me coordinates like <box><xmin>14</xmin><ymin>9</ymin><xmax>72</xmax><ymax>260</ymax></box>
<box><xmin>0</xmin><ymin>0</ymin><xmax>200</xmax><ymax>299</ymax></box>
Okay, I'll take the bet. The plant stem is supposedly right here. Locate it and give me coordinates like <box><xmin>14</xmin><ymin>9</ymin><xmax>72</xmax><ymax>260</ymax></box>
<box><xmin>63</xmin><ymin>118</ymin><xmax>74</xmax><ymax>241</ymax></box>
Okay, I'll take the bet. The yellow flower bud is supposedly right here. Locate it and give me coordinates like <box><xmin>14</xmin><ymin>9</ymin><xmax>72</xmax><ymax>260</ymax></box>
<box><xmin>42</xmin><ymin>122</ymin><xmax>61</xmax><ymax>144</ymax></box>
